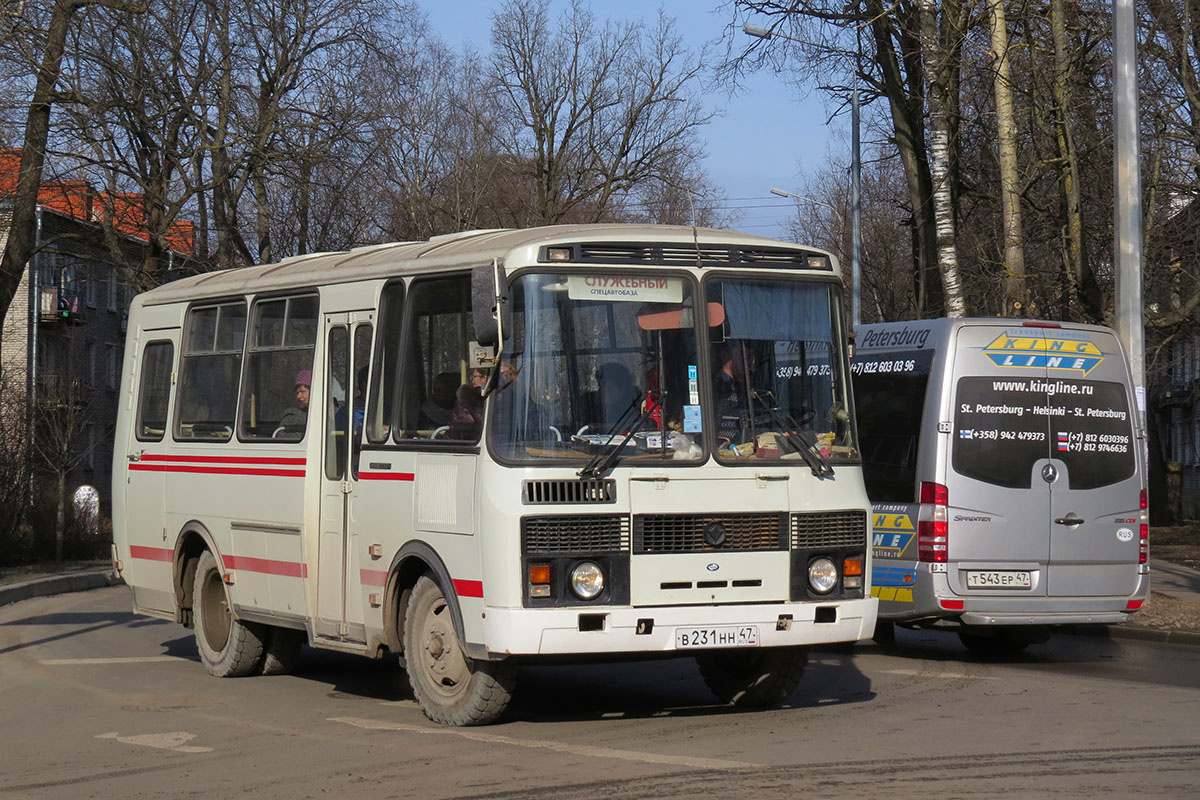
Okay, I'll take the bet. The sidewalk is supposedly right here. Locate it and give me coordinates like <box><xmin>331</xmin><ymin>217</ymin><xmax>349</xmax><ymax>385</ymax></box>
<box><xmin>0</xmin><ymin>563</ymin><xmax>123</xmax><ymax>608</ymax></box>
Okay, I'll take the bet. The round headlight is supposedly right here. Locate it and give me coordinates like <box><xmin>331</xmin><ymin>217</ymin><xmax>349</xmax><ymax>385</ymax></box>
<box><xmin>569</xmin><ymin>561</ymin><xmax>605</xmax><ymax>600</ymax></box>
<box><xmin>808</xmin><ymin>557</ymin><xmax>838</xmax><ymax>594</ymax></box>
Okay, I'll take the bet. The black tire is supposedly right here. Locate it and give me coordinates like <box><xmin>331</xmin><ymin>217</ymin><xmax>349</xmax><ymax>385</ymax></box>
<box><xmin>258</xmin><ymin>627</ymin><xmax>305</xmax><ymax>676</ymax></box>
<box><xmin>402</xmin><ymin>575</ymin><xmax>516</xmax><ymax>726</ymax></box>
<box><xmin>192</xmin><ymin>549</ymin><xmax>265</xmax><ymax>677</ymax></box>
<box><xmin>695</xmin><ymin>646</ymin><xmax>808</xmax><ymax>707</ymax></box>
<box><xmin>872</xmin><ymin>619</ymin><xmax>896</xmax><ymax>646</ymax></box>
<box><xmin>957</xmin><ymin>629</ymin><xmax>1029</xmax><ymax>657</ymax></box>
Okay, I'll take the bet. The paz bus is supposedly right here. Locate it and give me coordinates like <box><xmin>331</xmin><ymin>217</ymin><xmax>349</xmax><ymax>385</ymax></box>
<box><xmin>852</xmin><ymin>318</ymin><xmax>1147</xmax><ymax>654</ymax></box>
<box><xmin>112</xmin><ymin>224</ymin><xmax>876</xmax><ymax>725</ymax></box>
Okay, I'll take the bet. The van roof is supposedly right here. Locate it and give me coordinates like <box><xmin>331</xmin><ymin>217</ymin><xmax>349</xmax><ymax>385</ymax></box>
<box><xmin>855</xmin><ymin>317</ymin><xmax>1120</xmax><ymax>348</ymax></box>
<box><xmin>138</xmin><ymin>223</ymin><xmax>838</xmax><ymax>307</ymax></box>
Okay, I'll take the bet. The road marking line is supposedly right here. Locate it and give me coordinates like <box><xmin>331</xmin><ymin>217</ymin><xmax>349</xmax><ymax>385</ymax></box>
<box><xmin>96</xmin><ymin>731</ymin><xmax>213</xmax><ymax>753</ymax></box>
<box><xmin>882</xmin><ymin>668</ymin><xmax>998</xmax><ymax>680</ymax></box>
<box><xmin>330</xmin><ymin>716</ymin><xmax>760</xmax><ymax>771</ymax></box>
<box><xmin>40</xmin><ymin>657</ymin><xmax>187</xmax><ymax>665</ymax></box>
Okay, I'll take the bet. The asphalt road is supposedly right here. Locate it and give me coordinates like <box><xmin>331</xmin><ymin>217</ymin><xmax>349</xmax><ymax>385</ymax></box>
<box><xmin>2</xmin><ymin>586</ymin><xmax>1199</xmax><ymax>798</ymax></box>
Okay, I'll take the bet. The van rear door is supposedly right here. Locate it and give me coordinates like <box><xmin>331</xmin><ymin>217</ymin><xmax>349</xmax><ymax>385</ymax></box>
<box><xmin>1042</xmin><ymin>328</ymin><xmax>1140</xmax><ymax>596</ymax></box>
<box><xmin>948</xmin><ymin>325</ymin><xmax>1053</xmax><ymax>595</ymax></box>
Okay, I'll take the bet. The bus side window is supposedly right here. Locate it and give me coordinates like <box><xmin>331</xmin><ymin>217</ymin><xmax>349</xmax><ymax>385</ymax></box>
<box><xmin>238</xmin><ymin>294</ymin><xmax>319</xmax><ymax>442</ymax></box>
<box><xmin>393</xmin><ymin>275</ymin><xmax>475</xmax><ymax>442</ymax></box>
<box><xmin>175</xmin><ymin>301</ymin><xmax>246</xmax><ymax>441</ymax></box>
<box><xmin>367</xmin><ymin>282</ymin><xmax>405</xmax><ymax>444</ymax></box>
<box><xmin>135</xmin><ymin>341</ymin><xmax>174</xmax><ymax>441</ymax></box>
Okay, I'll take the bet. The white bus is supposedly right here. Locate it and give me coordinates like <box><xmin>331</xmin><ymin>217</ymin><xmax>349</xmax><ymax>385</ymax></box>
<box><xmin>113</xmin><ymin>224</ymin><xmax>876</xmax><ymax>725</ymax></box>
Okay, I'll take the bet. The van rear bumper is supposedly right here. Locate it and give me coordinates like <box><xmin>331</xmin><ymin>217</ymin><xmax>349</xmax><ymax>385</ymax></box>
<box><xmin>959</xmin><ymin>610</ymin><xmax>1136</xmax><ymax>626</ymax></box>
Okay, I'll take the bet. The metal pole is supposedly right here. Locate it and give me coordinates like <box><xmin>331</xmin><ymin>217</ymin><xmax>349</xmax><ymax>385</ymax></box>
<box><xmin>27</xmin><ymin>207</ymin><xmax>42</xmax><ymax>504</ymax></box>
<box><xmin>1112</xmin><ymin>0</ymin><xmax>1145</xmax><ymax>437</ymax></box>
<box><xmin>851</xmin><ymin>85</ymin><xmax>862</xmax><ymax>329</ymax></box>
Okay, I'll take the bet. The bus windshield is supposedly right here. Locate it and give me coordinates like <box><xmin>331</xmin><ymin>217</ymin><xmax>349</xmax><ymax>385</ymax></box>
<box><xmin>489</xmin><ymin>271</ymin><xmax>856</xmax><ymax>467</ymax></box>
<box><xmin>490</xmin><ymin>272</ymin><xmax>704</xmax><ymax>464</ymax></box>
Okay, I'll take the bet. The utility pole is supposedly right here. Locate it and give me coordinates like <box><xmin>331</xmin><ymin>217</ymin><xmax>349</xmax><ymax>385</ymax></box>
<box><xmin>1112</xmin><ymin>0</ymin><xmax>1145</xmax><ymax>440</ymax></box>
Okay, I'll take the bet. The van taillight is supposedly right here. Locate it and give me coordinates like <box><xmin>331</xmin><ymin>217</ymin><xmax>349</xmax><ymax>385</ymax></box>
<box><xmin>918</xmin><ymin>481</ymin><xmax>949</xmax><ymax>563</ymax></box>
<box><xmin>1139</xmin><ymin>489</ymin><xmax>1148</xmax><ymax>564</ymax></box>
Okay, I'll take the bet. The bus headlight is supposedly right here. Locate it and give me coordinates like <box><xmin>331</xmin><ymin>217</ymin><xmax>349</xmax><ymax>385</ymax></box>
<box><xmin>569</xmin><ymin>561</ymin><xmax>605</xmax><ymax>600</ymax></box>
<box><xmin>808</xmin><ymin>557</ymin><xmax>838</xmax><ymax>594</ymax></box>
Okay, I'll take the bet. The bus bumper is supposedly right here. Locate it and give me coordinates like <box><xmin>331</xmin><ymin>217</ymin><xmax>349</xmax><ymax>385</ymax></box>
<box><xmin>481</xmin><ymin>597</ymin><xmax>878</xmax><ymax>656</ymax></box>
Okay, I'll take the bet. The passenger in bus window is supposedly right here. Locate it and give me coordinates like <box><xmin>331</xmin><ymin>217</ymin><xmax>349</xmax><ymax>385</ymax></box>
<box><xmin>595</xmin><ymin>362</ymin><xmax>639</xmax><ymax>428</ymax></box>
<box><xmin>421</xmin><ymin>372</ymin><xmax>459</xmax><ymax>427</ymax></box>
<box><xmin>713</xmin><ymin>343</ymin><xmax>747</xmax><ymax>441</ymax></box>
<box><xmin>278</xmin><ymin>369</ymin><xmax>311</xmax><ymax>433</ymax></box>
<box><xmin>334</xmin><ymin>366</ymin><xmax>367</xmax><ymax>438</ymax></box>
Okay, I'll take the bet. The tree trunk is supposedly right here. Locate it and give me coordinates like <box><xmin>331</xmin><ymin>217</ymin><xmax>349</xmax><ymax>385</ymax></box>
<box><xmin>991</xmin><ymin>0</ymin><xmax>1027</xmax><ymax>316</ymax></box>
<box><xmin>55</xmin><ymin>468</ymin><xmax>66</xmax><ymax>563</ymax></box>
<box><xmin>919</xmin><ymin>0</ymin><xmax>967</xmax><ymax>317</ymax></box>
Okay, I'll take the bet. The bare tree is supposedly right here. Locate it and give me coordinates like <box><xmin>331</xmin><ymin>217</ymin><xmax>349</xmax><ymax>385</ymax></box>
<box><xmin>487</xmin><ymin>0</ymin><xmax>713</xmax><ymax>226</ymax></box>
<box><xmin>989</xmin><ymin>0</ymin><xmax>1027</xmax><ymax>316</ymax></box>
<box><xmin>0</xmin><ymin>0</ymin><xmax>148</xmax><ymax>332</ymax></box>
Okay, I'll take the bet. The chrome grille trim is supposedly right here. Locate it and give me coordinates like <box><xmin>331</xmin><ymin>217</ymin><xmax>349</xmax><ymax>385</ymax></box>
<box><xmin>790</xmin><ymin>510</ymin><xmax>869</xmax><ymax>549</ymax></box>
<box><xmin>633</xmin><ymin>513</ymin><xmax>787</xmax><ymax>554</ymax></box>
<box><xmin>522</xmin><ymin>515</ymin><xmax>630</xmax><ymax>554</ymax></box>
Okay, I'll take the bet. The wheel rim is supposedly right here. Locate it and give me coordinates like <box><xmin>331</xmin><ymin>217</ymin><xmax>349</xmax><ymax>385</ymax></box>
<box><xmin>416</xmin><ymin>589</ymin><xmax>470</xmax><ymax>700</ymax></box>
<box><xmin>200</xmin><ymin>568</ymin><xmax>231</xmax><ymax>652</ymax></box>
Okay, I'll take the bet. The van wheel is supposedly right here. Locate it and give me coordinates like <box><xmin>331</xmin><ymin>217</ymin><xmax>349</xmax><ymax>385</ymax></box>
<box><xmin>258</xmin><ymin>627</ymin><xmax>305</xmax><ymax>676</ymax></box>
<box><xmin>402</xmin><ymin>575</ymin><xmax>516</xmax><ymax>726</ymax></box>
<box><xmin>957</xmin><ymin>630</ymin><xmax>1029</xmax><ymax>657</ymax></box>
<box><xmin>695</xmin><ymin>647</ymin><xmax>808</xmax><ymax>707</ymax></box>
<box><xmin>872</xmin><ymin>619</ymin><xmax>896</xmax><ymax>646</ymax></box>
<box><xmin>192</xmin><ymin>549</ymin><xmax>265</xmax><ymax>677</ymax></box>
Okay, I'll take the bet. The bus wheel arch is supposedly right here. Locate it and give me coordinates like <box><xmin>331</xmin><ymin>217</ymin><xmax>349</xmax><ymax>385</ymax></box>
<box><xmin>172</xmin><ymin>522</ymin><xmax>220</xmax><ymax>628</ymax></box>
<box><xmin>384</xmin><ymin>541</ymin><xmax>468</xmax><ymax>659</ymax></box>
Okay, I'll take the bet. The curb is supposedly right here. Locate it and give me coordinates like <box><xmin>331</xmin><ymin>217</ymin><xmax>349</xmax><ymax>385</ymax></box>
<box><xmin>1082</xmin><ymin>622</ymin><xmax>1200</xmax><ymax>648</ymax></box>
<box><xmin>0</xmin><ymin>570</ymin><xmax>124</xmax><ymax>608</ymax></box>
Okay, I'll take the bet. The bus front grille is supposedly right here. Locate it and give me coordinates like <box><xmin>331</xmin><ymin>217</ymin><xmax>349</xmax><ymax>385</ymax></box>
<box><xmin>633</xmin><ymin>513</ymin><xmax>788</xmax><ymax>554</ymax></box>
<box><xmin>522</xmin><ymin>515</ymin><xmax>630</xmax><ymax>554</ymax></box>
<box><xmin>790</xmin><ymin>510</ymin><xmax>869</xmax><ymax>549</ymax></box>
<box><xmin>522</xmin><ymin>478</ymin><xmax>616</xmax><ymax>505</ymax></box>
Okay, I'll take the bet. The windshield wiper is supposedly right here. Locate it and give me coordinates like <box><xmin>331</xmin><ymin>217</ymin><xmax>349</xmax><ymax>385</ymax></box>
<box><xmin>578</xmin><ymin>391</ymin><xmax>649</xmax><ymax>479</ymax></box>
<box><xmin>749</xmin><ymin>390</ymin><xmax>834</xmax><ymax>478</ymax></box>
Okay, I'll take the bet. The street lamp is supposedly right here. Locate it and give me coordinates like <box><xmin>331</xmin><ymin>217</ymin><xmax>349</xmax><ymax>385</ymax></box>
<box><xmin>770</xmin><ymin>187</ymin><xmax>838</xmax><ymax>215</ymax></box>
<box><xmin>744</xmin><ymin>23</ymin><xmax>862</xmax><ymax>328</ymax></box>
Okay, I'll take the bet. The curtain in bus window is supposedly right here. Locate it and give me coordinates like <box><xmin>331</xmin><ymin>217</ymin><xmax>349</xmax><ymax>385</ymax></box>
<box><xmin>239</xmin><ymin>294</ymin><xmax>319</xmax><ymax>442</ymax></box>
<box><xmin>176</xmin><ymin>302</ymin><xmax>246</xmax><ymax>441</ymax></box>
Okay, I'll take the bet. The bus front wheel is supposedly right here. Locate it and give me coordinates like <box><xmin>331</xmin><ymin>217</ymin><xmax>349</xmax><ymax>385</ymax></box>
<box><xmin>192</xmin><ymin>549</ymin><xmax>265</xmax><ymax>677</ymax></box>
<box><xmin>695</xmin><ymin>646</ymin><xmax>808</xmax><ymax>707</ymax></box>
<box><xmin>402</xmin><ymin>575</ymin><xmax>516</xmax><ymax>726</ymax></box>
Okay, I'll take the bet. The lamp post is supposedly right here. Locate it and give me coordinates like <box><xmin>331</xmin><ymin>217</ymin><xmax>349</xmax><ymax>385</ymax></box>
<box><xmin>745</xmin><ymin>23</ymin><xmax>862</xmax><ymax>328</ymax></box>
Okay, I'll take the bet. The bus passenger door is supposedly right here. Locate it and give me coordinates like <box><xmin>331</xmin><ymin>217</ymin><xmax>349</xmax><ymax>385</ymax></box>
<box><xmin>122</xmin><ymin>330</ymin><xmax>180</xmax><ymax>614</ymax></box>
<box><xmin>316</xmin><ymin>312</ymin><xmax>373</xmax><ymax>641</ymax></box>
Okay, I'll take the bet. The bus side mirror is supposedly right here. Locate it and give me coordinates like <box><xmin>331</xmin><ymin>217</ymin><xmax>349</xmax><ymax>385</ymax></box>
<box><xmin>472</xmin><ymin>265</ymin><xmax>509</xmax><ymax>346</ymax></box>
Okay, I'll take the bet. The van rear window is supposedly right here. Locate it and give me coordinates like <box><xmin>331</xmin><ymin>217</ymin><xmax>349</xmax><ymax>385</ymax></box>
<box><xmin>952</xmin><ymin>377</ymin><xmax>1134</xmax><ymax>490</ymax></box>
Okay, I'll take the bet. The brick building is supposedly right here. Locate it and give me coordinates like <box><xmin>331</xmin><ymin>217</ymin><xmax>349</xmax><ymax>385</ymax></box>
<box><xmin>0</xmin><ymin>150</ymin><xmax>194</xmax><ymax>516</ymax></box>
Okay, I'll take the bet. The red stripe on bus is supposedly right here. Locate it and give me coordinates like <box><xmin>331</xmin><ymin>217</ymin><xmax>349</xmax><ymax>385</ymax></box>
<box><xmin>453</xmin><ymin>579</ymin><xmax>484</xmax><ymax>598</ymax></box>
<box><xmin>130</xmin><ymin>545</ymin><xmax>174</xmax><ymax>562</ymax></box>
<box><xmin>129</xmin><ymin>464</ymin><xmax>305</xmax><ymax>478</ymax></box>
<box><xmin>358</xmin><ymin>472</ymin><xmax>416</xmax><ymax>482</ymax></box>
<box><xmin>222</xmin><ymin>555</ymin><xmax>308</xmax><ymax>578</ymax></box>
<box><xmin>140</xmin><ymin>454</ymin><xmax>307</xmax><ymax>466</ymax></box>
<box><xmin>360</xmin><ymin>569</ymin><xmax>388</xmax><ymax>587</ymax></box>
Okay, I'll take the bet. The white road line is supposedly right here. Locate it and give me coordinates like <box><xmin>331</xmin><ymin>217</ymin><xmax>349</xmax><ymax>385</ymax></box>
<box><xmin>96</xmin><ymin>731</ymin><xmax>213</xmax><ymax>753</ymax></box>
<box><xmin>331</xmin><ymin>716</ymin><xmax>761</xmax><ymax>771</ymax></box>
<box><xmin>40</xmin><ymin>656</ymin><xmax>187</xmax><ymax>665</ymax></box>
<box><xmin>882</xmin><ymin>668</ymin><xmax>998</xmax><ymax>680</ymax></box>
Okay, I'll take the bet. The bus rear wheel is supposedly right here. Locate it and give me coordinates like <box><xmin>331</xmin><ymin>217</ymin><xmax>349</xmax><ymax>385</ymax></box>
<box><xmin>695</xmin><ymin>646</ymin><xmax>808</xmax><ymax>707</ymax></box>
<box><xmin>192</xmin><ymin>549</ymin><xmax>265</xmax><ymax>677</ymax></box>
<box><xmin>402</xmin><ymin>575</ymin><xmax>515</xmax><ymax>726</ymax></box>
<box><xmin>258</xmin><ymin>627</ymin><xmax>305</xmax><ymax>676</ymax></box>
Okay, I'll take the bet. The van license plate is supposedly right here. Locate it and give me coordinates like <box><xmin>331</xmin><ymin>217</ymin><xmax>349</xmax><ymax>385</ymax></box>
<box><xmin>966</xmin><ymin>570</ymin><xmax>1031</xmax><ymax>589</ymax></box>
<box><xmin>675</xmin><ymin>625</ymin><xmax>759</xmax><ymax>649</ymax></box>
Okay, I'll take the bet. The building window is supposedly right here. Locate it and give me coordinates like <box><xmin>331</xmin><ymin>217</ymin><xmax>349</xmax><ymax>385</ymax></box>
<box><xmin>88</xmin><ymin>342</ymin><xmax>97</xmax><ymax>387</ymax></box>
<box><xmin>86</xmin><ymin>266</ymin><xmax>97</xmax><ymax>308</ymax></box>
<box><xmin>106</xmin><ymin>344</ymin><xmax>117</xmax><ymax>390</ymax></box>
<box><xmin>108</xmin><ymin>273</ymin><xmax>118</xmax><ymax>312</ymax></box>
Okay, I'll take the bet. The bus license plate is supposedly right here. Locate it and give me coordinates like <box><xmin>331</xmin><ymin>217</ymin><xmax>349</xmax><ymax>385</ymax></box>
<box><xmin>965</xmin><ymin>570</ymin><xmax>1031</xmax><ymax>589</ymax></box>
<box><xmin>675</xmin><ymin>625</ymin><xmax>759</xmax><ymax>649</ymax></box>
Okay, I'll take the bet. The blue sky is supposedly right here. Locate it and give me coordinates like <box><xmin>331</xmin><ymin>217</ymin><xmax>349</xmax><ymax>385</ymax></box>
<box><xmin>418</xmin><ymin>0</ymin><xmax>845</xmax><ymax>241</ymax></box>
